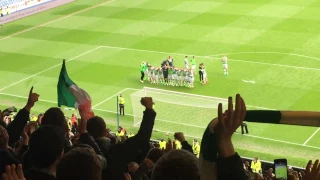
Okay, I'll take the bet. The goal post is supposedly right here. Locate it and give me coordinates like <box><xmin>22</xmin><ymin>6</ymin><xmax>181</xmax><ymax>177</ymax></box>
<box><xmin>130</xmin><ymin>87</ymin><xmax>228</xmax><ymax>138</ymax></box>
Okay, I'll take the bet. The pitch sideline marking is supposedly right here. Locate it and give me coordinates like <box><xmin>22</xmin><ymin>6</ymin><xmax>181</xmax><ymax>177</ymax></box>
<box><xmin>97</xmin><ymin>45</ymin><xmax>320</xmax><ymax>71</ymax></box>
<box><xmin>303</xmin><ymin>127</ymin><xmax>320</xmax><ymax>145</ymax></box>
<box><xmin>92</xmin><ymin>88</ymin><xmax>128</xmax><ymax>108</ymax></box>
<box><xmin>0</xmin><ymin>0</ymin><xmax>116</xmax><ymax>41</ymax></box>
<box><xmin>208</xmin><ymin>51</ymin><xmax>320</xmax><ymax>62</ymax></box>
<box><xmin>1</xmin><ymin>92</ymin><xmax>319</xmax><ymax>150</ymax></box>
<box><xmin>0</xmin><ymin>46</ymin><xmax>103</xmax><ymax>92</ymax></box>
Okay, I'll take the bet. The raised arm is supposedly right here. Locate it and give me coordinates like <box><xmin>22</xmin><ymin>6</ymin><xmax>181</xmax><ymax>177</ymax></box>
<box><xmin>245</xmin><ymin>110</ymin><xmax>320</xmax><ymax>127</ymax></box>
<box><xmin>106</xmin><ymin>97</ymin><xmax>156</xmax><ymax>179</ymax></box>
<box><xmin>7</xmin><ymin>87</ymin><xmax>39</xmax><ymax>146</ymax></box>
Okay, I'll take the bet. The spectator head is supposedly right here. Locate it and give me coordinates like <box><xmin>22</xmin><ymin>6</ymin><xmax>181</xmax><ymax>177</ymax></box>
<box><xmin>87</xmin><ymin>116</ymin><xmax>107</xmax><ymax>139</ymax></box>
<box><xmin>56</xmin><ymin>146</ymin><xmax>102</xmax><ymax>180</ymax></box>
<box><xmin>152</xmin><ymin>149</ymin><xmax>199</xmax><ymax>180</ymax></box>
<box><xmin>147</xmin><ymin>148</ymin><xmax>162</xmax><ymax>163</ymax></box>
<box><xmin>120</xmin><ymin>94</ymin><xmax>123</xmax><ymax>97</ymax></box>
<box><xmin>37</xmin><ymin>113</ymin><xmax>43</xmax><ymax>124</ymax></box>
<box><xmin>29</xmin><ymin>125</ymin><xmax>65</xmax><ymax>169</ymax></box>
<box><xmin>42</xmin><ymin>107</ymin><xmax>67</xmax><ymax>132</ymax></box>
<box><xmin>244</xmin><ymin>161</ymin><xmax>250</xmax><ymax>167</ymax></box>
<box><xmin>254</xmin><ymin>157</ymin><xmax>258</xmax><ymax>162</ymax></box>
<box><xmin>128</xmin><ymin>162</ymin><xmax>139</xmax><ymax>174</ymax></box>
<box><xmin>160</xmin><ymin>138</ymin><xmax>164</xmax><ymax>142</ymax></box>
<box><xmin>109</xmin><ymin>135</ymin><xmax>117</xmax><ymax>145</ymax></box>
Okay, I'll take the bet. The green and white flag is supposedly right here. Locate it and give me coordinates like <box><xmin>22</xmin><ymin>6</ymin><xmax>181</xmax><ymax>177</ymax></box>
<box><xmin>57</xmin><ymin>60</ymin><xmax>94</xmax><ymax>120</ymax></box>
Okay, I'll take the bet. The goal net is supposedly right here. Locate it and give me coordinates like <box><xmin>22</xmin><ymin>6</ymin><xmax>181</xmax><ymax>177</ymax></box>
<box><xmin>130</xmin><ymin>87</ymin><xmax>228</xmax><ymax>139</ymax></box>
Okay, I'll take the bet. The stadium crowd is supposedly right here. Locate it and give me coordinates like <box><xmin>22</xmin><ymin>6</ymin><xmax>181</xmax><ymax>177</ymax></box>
<box><xmin>0</xmin><ymin>87</ymin><xmax>319</xmax><ymax>180</ymax></box>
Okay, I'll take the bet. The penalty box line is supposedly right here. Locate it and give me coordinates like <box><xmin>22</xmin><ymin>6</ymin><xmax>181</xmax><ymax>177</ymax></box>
<box><xmin>92</xmin><ymin>88</ymin><xmax>130</xmax><ymax>108</ymax></box>
<box><xmin>0</xmin><ymin>92</ymin><xmax>319</xmax><ymax>150</ymax></box>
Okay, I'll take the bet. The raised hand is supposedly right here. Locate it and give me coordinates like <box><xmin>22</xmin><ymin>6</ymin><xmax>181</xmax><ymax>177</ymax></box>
<box><xmin>21</xmin><ymin>125</ymin><xmax>30</xmax><ymax>145</ymax></box>
<box><xmin>77</xmin><ymin>117</ymin><xmax>88</xmax><ymax>135</ymax></box>
<box><xmin>215</xmin><ymin>94</ymin><xmax>246</xmax><ymax>140</ymax></box>
<box><xmin>1</xmin><ymin>164</ymin><xmax>26</xmax><ymax>180</ymax></box>
<box><xmin>302</xmin><ymin>160</ymin><xmax>320</xmax><ymax>180</ymax></box>
<box><xmin>140</xmin><ymin>97</ymin><xmax>153</xmax><ymax>109</ymax></box>
<box><xmin>124</xmin><ymin>173</ymin><xmax>132</xmax><ymax>180</ymax></box>
<box><xmin>0</xmin><ymin>125</ymin><xmax>9</xmax><ymax>150</ymax></box>
<box><xmin>25</xmin><ymin>86</ymin><xmax>39</xmax><ymax>111</ymax></box>
<box><xmin>143</xmin><ymin>158</ymin><xmax>154</xmax><ymax>170</ymax></box>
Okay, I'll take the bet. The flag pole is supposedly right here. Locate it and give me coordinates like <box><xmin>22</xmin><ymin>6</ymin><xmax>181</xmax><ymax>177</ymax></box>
<box><xmin>116</xmin><ymin>95</ymin><xmax>120</xmax><ymax>128</ymax></box>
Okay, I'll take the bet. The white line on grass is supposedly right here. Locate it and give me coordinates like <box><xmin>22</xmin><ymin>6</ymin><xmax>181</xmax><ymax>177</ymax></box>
<box><xmin>0</xmin><ymin>46</ymin><xmax>102</xmax><ymax>92</ymax></box>
<box><xmin>97</xmin><ymin>45</ymin><xmax>320</xmax><ymax>71</ymax></box>
<box><xmin>92</xmin><ymin>88</ymin><xmax>128</xmax><ymax>108</ymax></box>
<box><xmin>0</xmin><ymin>0</ymin><xmax>116</xmax><ymax>41</ymax></box>
<box><xmin>208</xmin><ymin>52</ymin><xmax>320</xmax><ymax>62</ymax></box>
<box><xmin>303</xmin><ymin>127</ymin><xmax>320</xmax><ymax>145</ymax></box>
<box><xmin>1</xmin><ymin>92</ymin><xmax>320</xmax><ymax>150</ymax></box>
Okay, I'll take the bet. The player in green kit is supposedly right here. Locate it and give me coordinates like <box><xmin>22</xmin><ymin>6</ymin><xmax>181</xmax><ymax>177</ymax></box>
<box><xmin>183</xmin><ymin>69</ymin><xmax>188</xmax><ymax>86</ymax></box>
<box><xmin>190</xmin><ymin>56</ymin><xmax>196</xmax><ymax>75</ymax></box>
<box><xmin>172</xmin><ymin>67</ymin><xmax>177</xmax><ymax>86</ymax></box>
<box><xmin>168</xmin><ymin>67</ymin><xmax>173</xmax><ymax>85</ymax></box>
<box><xmin>188</xmin><ymin>69</ymin><xmax>194</xmax><ymax>88</ymax></box>
<box><xmin>154</xmin><ymin>68</ymin><xmax>159</xmax><ymax>84</ymax></box>
<box><xmin>149</xmin><ymin>67</ymin><xmax>155</xmax><ymax>83</ymax></box>
<box><xmin>176</xmin><ymin>68</ymin><xmax>182</xmax><ymax>86</ymax></box>
<box><xmin>158</xmin><ymin>67</ymin><xmax>164</xmax><ymax>84</ymax></box>
<box><xmin>140</xmin><ymin>61</ymin><xmax>147</xmax><ymax>83</ymax></box>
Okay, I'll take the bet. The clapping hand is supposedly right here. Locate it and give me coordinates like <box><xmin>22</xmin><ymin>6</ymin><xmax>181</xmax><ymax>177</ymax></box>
<box><xmin>1</xmin><ymin>164</ymin><xmax>26</xmax><ymax>180</ymax></box>
<box><xmin>300</xmin><ymin>160</ymin><xmax>320</xmax><ymax>180</ymax></box>
<box><xmin>0</xmin><ymin>125</ymin><xmax>9</xmax><ymax>150</ymax></box>
<box><xmin>215</xmin><ymin>94</ymin><xmax>246</xmax><ymax>141</ymax></box>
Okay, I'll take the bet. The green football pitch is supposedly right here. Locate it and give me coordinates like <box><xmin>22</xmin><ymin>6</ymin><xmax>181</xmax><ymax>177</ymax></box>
<box><xmin>1</xmin><ymin>0</ymin><xmax>320</xmax><ymax>167</ymax></box>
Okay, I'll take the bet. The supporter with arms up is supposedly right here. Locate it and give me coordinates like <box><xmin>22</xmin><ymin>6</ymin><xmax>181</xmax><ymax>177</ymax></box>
<box><xmin>200</xmin><ymin>94</ymin><xmax>248</xmax><ymax>180</ymax></box>
<box><xmin>6</xmin><ymin>87</ymin><xmax>39</xmax><ymax>147</ymax></box>
<box><xmin>93</xmin><ymin>97</ymin><xmax>156</xmax><ymax>180</ymax></box>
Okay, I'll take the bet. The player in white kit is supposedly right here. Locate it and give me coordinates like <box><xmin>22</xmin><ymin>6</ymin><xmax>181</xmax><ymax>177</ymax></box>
<box><xmin>184</xmin><ymin>56</ymin><xmax>189</xmax><ymax>69</ymax></box>
<box><xmin>222</xmin><ymin>55</ymin><xmax>228</xmax><ymax>76</ymax></box>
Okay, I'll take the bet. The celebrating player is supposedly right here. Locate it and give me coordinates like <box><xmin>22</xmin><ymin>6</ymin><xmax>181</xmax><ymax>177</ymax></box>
<box><xmin>184</xmin><ymin>56</ymin><xmax>189</xmax><ymax>69</ymax></box>
<box><xmin>202</xmin><ymin>66</ymin><xmax>208</xmax><ymax>84</ymax></box>
<box><xmin>190</xmin><ymin>56</ymin><xmax>196</xmax><ymax>75</ymax></box>
<box><xmin>188</xmin><ymin>69</ymin><xmax>194</xmax><ymax>88</ymax></box>
<box><xmin>222</xmin><ymin>55</ymin><xmax>228</xmax><ymax>76</ymax></box>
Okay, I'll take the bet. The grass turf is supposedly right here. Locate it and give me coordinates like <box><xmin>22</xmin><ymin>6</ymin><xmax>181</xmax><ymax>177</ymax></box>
<box><xmin>1</xmin><ymin>0</ymin><xmax>320</xmax><ymax>167</ymax></box>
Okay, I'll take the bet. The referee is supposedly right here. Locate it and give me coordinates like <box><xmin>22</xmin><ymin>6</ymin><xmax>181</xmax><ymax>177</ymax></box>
<box><xmin>199</xmin><ymin>63</ymin><xmax>204</xmax><ymax>83</ymax></box>
<box><xmin>119</xmin><ymin>94</ymin><xmax>125</xmax><ymax>116</ymax></box>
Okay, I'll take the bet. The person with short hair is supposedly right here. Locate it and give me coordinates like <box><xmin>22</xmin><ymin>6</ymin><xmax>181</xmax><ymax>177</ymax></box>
<box><xmin>24</xmin><ymin>125</ymin><xmax>65</xmax><ymax>180</ymax></box>
<box><xmin>152</xmin><ymin>149</ymin><xmax>199</xmax><ymax>180</ymax></box>
<box><xmin>159</xmin><ymin>139</ymin><xmax>166</xmax><ymax>150</ymax></box>
<box><xmin>56</xmin><ymin>147</ymin><xmax>102</xmax><ymax>180</ymax></box>
<box><xmin>119</xmin><ymin>94</ymin><xmax>125</xmax><ymax>116</ymax></box>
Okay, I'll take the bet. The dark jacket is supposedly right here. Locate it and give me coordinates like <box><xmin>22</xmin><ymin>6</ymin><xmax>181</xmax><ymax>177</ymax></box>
<box><xmin>181</xmin><ymin>141</ymin><xmax>193</xmax><ymax>154</ymax></box>
<box><xmin>95</xmin><ymin>137</ymin><xmax>111</xmax><ymax>158</ymax></box>
<box><xmin>104</xmin><ymin>108</ymin><xmax>156</xmax><ymax>180</ymax></box>
<box><xmin>7</xmin><ymin>108</ymin><xmax>30</xmax><ymax>146</ymax></box>
<box><xmin>217</xmin><ymin>153</ymin><xmax>248</xmax><ymax>180</ymax></box>
<box><xmin>24</xmin><ymin>168</ymin><xmax>56</xmax><ymax>180</ymax></box>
